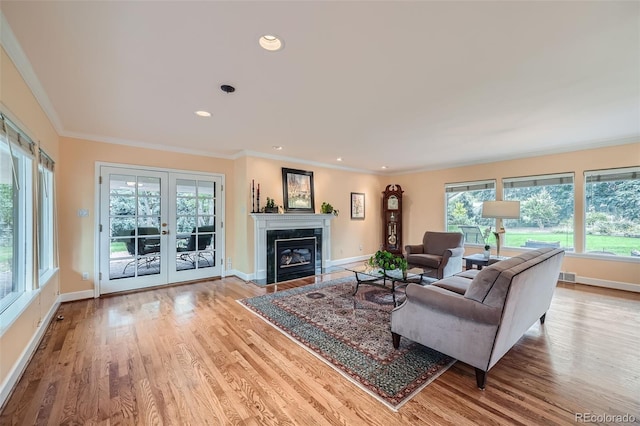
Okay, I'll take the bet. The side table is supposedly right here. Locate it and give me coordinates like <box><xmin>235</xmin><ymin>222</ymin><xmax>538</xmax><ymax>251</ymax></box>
<box><xmin>463</xmin><ymin>253</ymin><xmax>509</xmax><ymax>270</ymax></box>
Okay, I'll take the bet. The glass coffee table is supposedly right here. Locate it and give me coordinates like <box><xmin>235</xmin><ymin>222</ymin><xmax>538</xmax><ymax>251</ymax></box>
<box><xmin>343</xmin><ymin>265</ymin><xmax>426</xmax><ymax>306</ymax></box>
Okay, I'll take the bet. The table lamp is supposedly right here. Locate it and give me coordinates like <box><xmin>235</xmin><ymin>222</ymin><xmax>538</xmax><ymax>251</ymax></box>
<box><xmin>481</xmin><ymin>200</ymin><xmax>520</xmax><ymax>258</ymax></box>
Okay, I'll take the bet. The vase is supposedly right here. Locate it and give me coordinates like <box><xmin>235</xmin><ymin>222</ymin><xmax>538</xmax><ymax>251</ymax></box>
<box><xmin>483</xmin><ymin>249</ymin><xmax>490</xmax><ymax>259</ymax></box>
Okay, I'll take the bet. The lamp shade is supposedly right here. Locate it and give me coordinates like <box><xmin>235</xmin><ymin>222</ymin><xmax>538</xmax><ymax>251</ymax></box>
<box><xmin>482</xmin><ymin>201</ymin><xmax>520</xmax><ymax>219</ymax></box>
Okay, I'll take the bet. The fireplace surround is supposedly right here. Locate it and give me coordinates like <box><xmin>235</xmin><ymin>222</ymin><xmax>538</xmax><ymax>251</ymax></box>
<box><xmin>251</xmin><ymin>213</ymin><xmax>334</xmax><ymax>284</ymax></box>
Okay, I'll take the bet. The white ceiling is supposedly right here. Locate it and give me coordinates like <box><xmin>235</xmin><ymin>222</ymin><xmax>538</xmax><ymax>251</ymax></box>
<box><xmin>1</xmin><ymin>1</ymin><xmax>638</xmax><ymax>173</ymax></box>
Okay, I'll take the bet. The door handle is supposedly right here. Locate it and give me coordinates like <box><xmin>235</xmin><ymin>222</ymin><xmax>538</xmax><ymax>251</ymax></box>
<box><xmin>162</xmin><ymin>230</ymin><xmax>169</xmax><ymax>235</ymax></box>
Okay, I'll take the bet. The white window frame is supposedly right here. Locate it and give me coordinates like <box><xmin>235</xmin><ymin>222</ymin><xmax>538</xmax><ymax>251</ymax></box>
<box><xmin>584</xmin><ymin>167</ymin><xmax>640</xmax><ymax>258</ymax></box>
<box><xmin>502</xmin><ymin>173</ymin><xmax>575</xmax><ymax>251</ymax></box>
<box><xmin>38</xmin><ymin>165</ymin><xmax>54</xmax><ymax>281</ymax></box>
<box><xmin>445</xmin><ymin>180</ymin><xmax>496</xmax><ymax>245</ymax></box>
<box><xmin>0</xmin><ymin>138</ymin><xmax>33</xmax><ymax>315</ymax></box>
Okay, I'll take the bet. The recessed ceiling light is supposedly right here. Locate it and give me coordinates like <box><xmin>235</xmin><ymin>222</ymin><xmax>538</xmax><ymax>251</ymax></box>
<box><xmin>259</xmin><ymin>34</ymin><xmax>283</xmax><ymax>51</ymax></box>
<box><xmin>272</xmin><ymin>145</ymin><xmax>283</xmax><ymax>150</ymax></box>
<box><xmin>195</xmin><ymin>110</ymin><xmax>211</xmax><ymax>117</ymax></box>
<box><xmin>381</xmin><ymin>166</ymin><xmax>388</xmax><ymax>169</ymax></box>
<box><xmin>336</xmin><ymin>157</ymin><xmax>343</xmax><ymax>162</ymax></box>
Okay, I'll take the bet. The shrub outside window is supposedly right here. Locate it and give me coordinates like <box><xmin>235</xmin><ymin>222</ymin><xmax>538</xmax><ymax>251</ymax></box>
<box><xmin>585</xmin><ymin>167</ymin><xmax>640</xmax><ymax>257</ymax></box>
<box><xmin>502</xmin><ymin>173</ymin><xmax>574</xmax><ymax>251</ymax></box>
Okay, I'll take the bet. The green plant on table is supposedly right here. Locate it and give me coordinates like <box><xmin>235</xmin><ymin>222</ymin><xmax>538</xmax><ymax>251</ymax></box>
<box><xmin>368</xmin><ymin>250</ymin><xmax>407</xmax><ymax>272</ymax></box>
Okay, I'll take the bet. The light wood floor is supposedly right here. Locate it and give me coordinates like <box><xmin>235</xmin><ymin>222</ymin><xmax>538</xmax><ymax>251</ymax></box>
<box><xmin>2</xmin><ymin>269</ymin><xmax>639</xmax><ymax>425</ymax></box>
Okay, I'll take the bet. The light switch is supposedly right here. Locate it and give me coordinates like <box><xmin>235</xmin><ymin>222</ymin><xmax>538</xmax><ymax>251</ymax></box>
<box><xmin>77</xmin><ymin>209</ymin><xmax>89</xmax><ymax>217</ymax></box>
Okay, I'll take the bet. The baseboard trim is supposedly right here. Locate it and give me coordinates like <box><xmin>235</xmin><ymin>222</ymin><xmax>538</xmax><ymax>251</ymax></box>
<box><xmin>0</xmin><ymin>298</ymin><xmax>60</xmax><ymax>410</ymax></box>
<box><xmin>577</xmin><ymin>276</ymin><xmax>640</xmax><ymax>293</ymax></box>
<box><xmin>330</xmin><ymin>254</ymin><xmax>372</xmax><ymax>266</ymax></box>
<box><xmin>59</xmin><ymin>290</ymin><xmax>95</xmax><ymax>302</ymax></box>
<box><xmin>225</xmin><ymin>269</ymin><xmax>252</xmax><ymax>282</ymax></box>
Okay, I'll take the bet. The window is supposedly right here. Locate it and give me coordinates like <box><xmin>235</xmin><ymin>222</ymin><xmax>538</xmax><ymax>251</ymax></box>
<box><xmin>445</xmin><ymin>180</ymin><xmax>496</xmax><ymax>244</ymax></box>
<box><xmin>585</xmin><ymin>167</ymin><xmax>640</xmax><ymax>257</ymax></box>
<box><xmin>0</xmin><ymin>115</ymin><xmax>34</xmax><ymax>314</ymax></box>
<box><xmin>38</xmin><ymin>152</ymin><xmax>55</xmax><ymax>279</ymax></box>
<box><xmin>502</xmin><ymin>173</ymin><xmax>574</xmax><ymax>251</ymax></box>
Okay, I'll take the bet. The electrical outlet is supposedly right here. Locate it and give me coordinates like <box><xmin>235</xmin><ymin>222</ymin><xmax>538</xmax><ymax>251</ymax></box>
<box><xmin>82</xmin><ymin>272</ymin><xmax>89</xmax><ymax>280</ymax></box>
<box><xmin>359</xmin><ymin>244</ymin><xmax>363</xmax><ymax>251</ymax></box>
<box><xmin>226</xmin><ymin>257</ymin><xmax>232</xmax><ymax>269</ymax></box>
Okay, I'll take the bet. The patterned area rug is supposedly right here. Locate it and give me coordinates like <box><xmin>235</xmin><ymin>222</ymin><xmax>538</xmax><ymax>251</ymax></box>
<box><xmin>238</xmin><ymin>277</ymin><xmax>455</xmax><ymax>411</ymax></box>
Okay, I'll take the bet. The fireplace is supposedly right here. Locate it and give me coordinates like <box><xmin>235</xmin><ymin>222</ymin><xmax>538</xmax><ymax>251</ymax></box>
<box><xmin>251</xmin><ymin>213</ymin><xmax>335</xmax><ymax>284</ymax></box>
<box><xmin>274</xmin><ymin>236</ymin><xmax>316</xmax><ymax>282</ymax></box>
<box><xmin>267</xmin><ymin>228</ymin><xmax>321</xmax><ymax>283</ymax></box>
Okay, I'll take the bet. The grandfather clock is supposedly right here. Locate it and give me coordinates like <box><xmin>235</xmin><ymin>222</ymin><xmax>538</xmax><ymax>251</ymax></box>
<box><xmin>382</xmin><ymin>184</ymin><xmax>404</xmax><ymax>256</ymax></box>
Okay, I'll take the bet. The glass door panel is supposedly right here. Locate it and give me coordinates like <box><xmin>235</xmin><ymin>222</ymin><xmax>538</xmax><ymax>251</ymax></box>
<box><xmin>100</xmin><ymin>168</ymin><xmax>168</xmax><ymax>294</ymax></box>
<box><xmin>169</xmin><ymin>174</ymin><xmax>222</xmax><ymax>281</ymax></box>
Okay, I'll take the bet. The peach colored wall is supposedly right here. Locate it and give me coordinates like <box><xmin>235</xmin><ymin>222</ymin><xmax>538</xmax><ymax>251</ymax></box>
<box><xmin>241</xmin><ymin>157</ymin><xmax>385</xmax><ymax>273</ymax></box>
<box><xmin>58</xmin><ymin>137</ymin><xmax>235</xmax><ymax>294</ymax></box>
<box><xmin>232</xmin><ymin>156</ymin><xmax>250</xmax><ymax>273</ymax></box>
<box><xmin>394</xmin><ymin>142</ymin><xmax>640</xmax><ymax>287</ymax></box>
<box><xmin>0</xmin><ymin>47</ymin><xmax>60</xmax><ymax>390</ymax></box>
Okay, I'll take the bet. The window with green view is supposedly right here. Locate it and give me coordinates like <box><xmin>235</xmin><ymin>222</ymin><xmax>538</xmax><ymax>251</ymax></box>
<box><xmin>585</xmin><ymin>167</ymin><xmax>640</xmax><ymax>257</ymax></box>
<box><xmin>502</xmin><ymin>173</ymin><xmax>574</xmax><ymax>251</ymax></box>
<box><xmin>445</xmin><ymin>180</ymin><xmax>496</xmax><ymax>245</ymax></box>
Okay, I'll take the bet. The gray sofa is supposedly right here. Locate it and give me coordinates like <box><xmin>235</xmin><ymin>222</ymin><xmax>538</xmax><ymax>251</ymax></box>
<box><xmin>391</xmin><ymin>247</ymin><xmax>565</xmax><ymax>389</ymax></box>
<box><xmin>405</xmin><ymin>231</ymin><xmax>465</xmax><ymax>279</ymax></box>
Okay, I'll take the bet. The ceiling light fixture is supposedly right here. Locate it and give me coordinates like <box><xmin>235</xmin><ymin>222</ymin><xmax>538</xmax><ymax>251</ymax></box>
<box><xmin>337</xmin><ymin>157</ymin><xmax>343</xmax><ymax>162</ymax></box>
<box><xmin>195</xmin><ymin>110</ymin><xmax>211</xmax><ymax>117</ymax></box>
<box><xmin>272</xmin><ymin>145</ymin><xmax>283</xmax><ymax>150</ymax></box>
<box><xmin>381</xmin><ymin>166</ymin><xmax>388</xmax><ymax>169</ymax></box>
<box><xmin>220</xmin><ymin>85</ymin><xmax>235</xmax><ymax>93</ymax></box>
<box><xmin>259</xmin><ymin>34</ymin><xmax>283</xmax><ymax>51</ymax></box>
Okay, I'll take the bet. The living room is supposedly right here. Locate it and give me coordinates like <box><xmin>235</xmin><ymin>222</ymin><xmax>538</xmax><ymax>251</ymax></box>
<box><xmin>1</xmin><ymin>1</ymin><xmax>639</xmax><ymax>423</ymax></box>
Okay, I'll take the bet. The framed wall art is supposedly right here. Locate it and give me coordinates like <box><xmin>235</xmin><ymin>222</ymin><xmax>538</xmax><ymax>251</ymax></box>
<box><xmin>282</xmin><ymin>168</ymin><xmax>315</xmax><ymax>213</ymax></box>
<box><xmin>350</xmin><ymin>192</ymin><xmax>365</xmax><ymax>220</ymax></box>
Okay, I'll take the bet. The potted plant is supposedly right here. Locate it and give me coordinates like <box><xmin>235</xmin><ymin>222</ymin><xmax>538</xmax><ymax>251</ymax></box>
<box><xmin>483</xmin><ymin>227</ymin><xmax>491</xmax><ymax>258</ymax></box>
<box><xmin>262</xmin><ymin>197</ymin><xmax>279</xmax><ymax>213</ymax></box>
<box><xmin>321</xmin><ymin>201</ymin><xmax>339</xmax><ymax>216</ymax></box>
<box><xmin>368</xmin><ymin>250</ymin><xmax>408</xmax><ymax>276</ymax></box>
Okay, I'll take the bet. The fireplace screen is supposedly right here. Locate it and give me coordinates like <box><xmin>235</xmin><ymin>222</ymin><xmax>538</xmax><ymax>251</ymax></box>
<box><xmin>274</xmin><ymin>237</ymin><xmax>316</xmax><ymax>282</ymax></box>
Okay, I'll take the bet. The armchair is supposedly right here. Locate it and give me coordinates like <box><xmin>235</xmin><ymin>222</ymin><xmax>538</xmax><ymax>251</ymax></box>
<box><xmin>405</xmin><ymin>231</ymin><xmax>464</xmax><ymax>279</ymax></box>
<box><xmin>177</xmin><ymin>226</ymin><xmax>214</xmax><ymax>267</ymax></box>
<box><xmin>123</xmin><ymin>227</ymin><xmax>161</xmax><ymax>273</ymax></box>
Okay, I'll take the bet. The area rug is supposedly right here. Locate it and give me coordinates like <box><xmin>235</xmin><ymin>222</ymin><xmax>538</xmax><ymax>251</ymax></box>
<box><xmin>238</xmin><ymin>277</ymin><xmax>455</xmax><ymax>411</ymax></box>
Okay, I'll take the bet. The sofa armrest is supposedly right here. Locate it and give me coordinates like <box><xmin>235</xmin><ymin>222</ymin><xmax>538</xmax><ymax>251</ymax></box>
<box><xmin>402</xmin><ymin>284</ymin><xmax>501</xmax><ymax>325</ymax></box>
<box><xmin>405</xmin><ymin>244</ymin><xmax>424</xmax><ymax>255</ymax></box>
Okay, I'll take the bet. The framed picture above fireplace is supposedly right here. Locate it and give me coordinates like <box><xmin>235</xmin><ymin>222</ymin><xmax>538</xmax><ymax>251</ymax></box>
<box><xmin>282</xmin><ymin>168</ymin><xmax>315</xmax><ymax>213</ymax></box>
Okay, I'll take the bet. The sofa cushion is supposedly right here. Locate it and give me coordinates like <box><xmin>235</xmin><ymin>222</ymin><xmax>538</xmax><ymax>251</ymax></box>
<box><xmin>464</xmin><ymin>249</ymin><xmax>548</xmax><ymax>304</ymax></box>
<box><xmin>406</xmin><ymin>253</ymin><xmax>441</xmax><ymax>269</ymax></box>
<box><xmin>432</xmin><ymin>276</ymin><xmax>472</xmax><ymax>295</ymax></box>
<box><xmin>456</xmin><ymin>270</ymin><xmax>479</xmax><ymax>279</ymax></box>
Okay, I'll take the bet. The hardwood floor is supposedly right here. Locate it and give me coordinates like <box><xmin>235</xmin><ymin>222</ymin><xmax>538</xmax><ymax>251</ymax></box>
<box><xmin>2</xmin><ymin>270</ymin><xmax>639</xmax><ymax>425</ymax></box>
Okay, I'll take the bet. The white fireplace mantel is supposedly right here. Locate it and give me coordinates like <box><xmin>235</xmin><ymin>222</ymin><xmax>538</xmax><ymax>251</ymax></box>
<box><xmin>251</xmin><ymin>213</ymin><xmax>335</xmax><ymax>281</ymax></box>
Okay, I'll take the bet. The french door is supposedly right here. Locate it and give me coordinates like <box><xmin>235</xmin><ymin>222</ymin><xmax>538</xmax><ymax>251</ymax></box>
<box><xmin>98</xmin><ymin>165</ymin><xmax>224</xmax><ymax>294</ymax></box>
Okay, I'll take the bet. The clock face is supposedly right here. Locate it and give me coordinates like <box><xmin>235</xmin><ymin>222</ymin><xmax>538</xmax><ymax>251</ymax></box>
<box><xmin>388</xmin><ymin>195</ymin><xmax>399</xmax><ymax>210</ymax></box>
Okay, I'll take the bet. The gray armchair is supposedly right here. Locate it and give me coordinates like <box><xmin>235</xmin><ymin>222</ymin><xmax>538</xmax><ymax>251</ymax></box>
<box><xmin>405</xmin><ymin>231</ymin><xmax>464</xmax><ymax>279</ymax></box>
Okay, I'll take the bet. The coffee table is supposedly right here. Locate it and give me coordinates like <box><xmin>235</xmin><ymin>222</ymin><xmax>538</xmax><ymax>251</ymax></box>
<box><xmin>343</xmin><ymin>265</ymin><xmax>426</xmax><ymax>306</ymax></box>
<box><xmin>463</xmin><ymin>253</ymin><xmax>509</xmax><ymax>270</ymax></box>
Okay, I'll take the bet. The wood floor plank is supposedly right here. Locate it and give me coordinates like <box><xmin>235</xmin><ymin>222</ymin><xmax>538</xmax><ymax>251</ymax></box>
<box><xmin>1</xmin><ymin>275</ymin><xmax>639</xmax><ymax>425</ymax></box>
